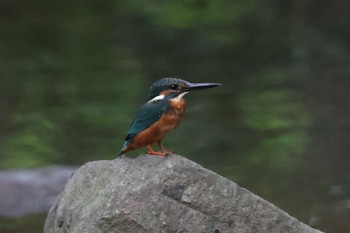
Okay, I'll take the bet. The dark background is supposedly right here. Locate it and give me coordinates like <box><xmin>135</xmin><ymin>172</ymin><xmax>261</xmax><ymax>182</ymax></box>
<box><xmin>1</xmin><ymin>0</ymin><xmax>350</xmax><ymax>232</ymax></box>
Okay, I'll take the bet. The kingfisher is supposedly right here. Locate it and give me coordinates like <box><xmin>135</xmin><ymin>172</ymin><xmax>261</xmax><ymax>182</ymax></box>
<box><xmin>118</xmin><ymin>77</ymin><xmax>221</xmax><ymax>156</ymax></box>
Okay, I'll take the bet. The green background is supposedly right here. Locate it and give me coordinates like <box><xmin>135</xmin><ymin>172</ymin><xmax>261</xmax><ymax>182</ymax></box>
<box><xmin>1</xmin><ymin>0</ymin><xmax>349</xmax><ymax>232</ymax></box>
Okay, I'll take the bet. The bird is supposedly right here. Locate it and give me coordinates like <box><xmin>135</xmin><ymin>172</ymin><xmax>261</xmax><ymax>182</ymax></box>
<box><xmin>118</xmin><ymin>77</ymin><xmax>221</xmax><ymax>156</ymax></box>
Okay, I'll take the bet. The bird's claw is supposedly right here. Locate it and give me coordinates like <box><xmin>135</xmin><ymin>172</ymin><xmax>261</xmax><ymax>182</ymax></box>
<box><xmin>147</xmin><ymin>151</ymin><xmax>167</xmax><ymax>157</ymax></box>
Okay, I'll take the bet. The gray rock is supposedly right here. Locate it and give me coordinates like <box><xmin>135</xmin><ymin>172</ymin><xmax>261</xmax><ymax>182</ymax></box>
<box><xmin>0</xmin><ymin>166</ymin><xmax>75</xmax><ymax>217</ymax></box>
<box><xmin>44</xmin><ymin>155</ymin><xmax>322</xmax><ymax>233</ymax></box>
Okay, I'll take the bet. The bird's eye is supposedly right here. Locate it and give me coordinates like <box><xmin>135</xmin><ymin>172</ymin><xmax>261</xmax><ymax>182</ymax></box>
<box><xmin>170</xmin><ymin>84</ymin><xmax>178</xmax><ymax>90</ymax></box>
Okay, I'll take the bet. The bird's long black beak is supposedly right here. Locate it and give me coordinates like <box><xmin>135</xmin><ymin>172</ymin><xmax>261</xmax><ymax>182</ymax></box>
<box><xmin>187</xmin><ymin>82</ymin><xmax>221</xmax><ymax>91</ymax></box>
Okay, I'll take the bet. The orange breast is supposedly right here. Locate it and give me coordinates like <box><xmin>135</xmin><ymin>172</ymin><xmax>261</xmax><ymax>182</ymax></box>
<box><xmin>159</xmin><ymin>98</ymin><xmax>187</xmax><ymax>133</ymax></box>
<box><xmin>128</xmin><ymin>99</ymin><xmax>187</xmax><ymax>150</ymax></box>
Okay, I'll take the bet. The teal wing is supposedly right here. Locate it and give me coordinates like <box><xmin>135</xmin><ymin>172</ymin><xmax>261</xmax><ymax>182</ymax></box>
<box><xmin>120</xmin><ymin>100</ymin><xmax>168</xmax><ymax>151</ymax></box>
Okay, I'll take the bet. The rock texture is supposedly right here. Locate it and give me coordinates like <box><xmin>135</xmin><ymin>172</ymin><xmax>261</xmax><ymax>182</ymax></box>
<box><xmin>44</xmin><ymin>155</ymin><xmax>322</xmax><ymax>233</ymax></box>
<box><xmin>0</xmin><ymin>166</ymin><xmax>75</xmax><ymax>217</ymax></box>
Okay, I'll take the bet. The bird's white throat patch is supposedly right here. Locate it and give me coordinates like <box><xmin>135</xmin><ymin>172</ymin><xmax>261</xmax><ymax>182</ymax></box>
<box><xmin>147</xmin><ymin>91</ymin><xmax>189</xmax><ymax>103</ymax></box>
<box><xmin>173</xmin><ymin>91</ymin><xmax>189</xmax><ymax>101</ymax></box>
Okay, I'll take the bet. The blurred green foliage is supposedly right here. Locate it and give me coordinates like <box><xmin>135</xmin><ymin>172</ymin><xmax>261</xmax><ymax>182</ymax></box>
<box><xmin>0</xmin><ymin>215</ymin><xmax>46</xmax><ymax>233</ymax></box>
<box><xmin>1</xmin><ymin>0</ymin><xmax>350</xmax><ymax>232</ymax></box>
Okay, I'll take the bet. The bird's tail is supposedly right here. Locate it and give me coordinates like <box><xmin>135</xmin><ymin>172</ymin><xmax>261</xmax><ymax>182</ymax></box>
<box><xmin>117</xmin><ymin>141</ymin><xmax>128</xmax><ymax>157</ymax></box>
<box><xmin>117</xmin><ymin>149</ymin><xmax>125</xmax><ymax>156</ymax></box>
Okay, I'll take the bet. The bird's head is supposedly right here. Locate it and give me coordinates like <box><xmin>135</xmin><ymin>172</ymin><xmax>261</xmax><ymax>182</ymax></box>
<box><xmin>147</xmin><ymin>77</ymin><xmax>221</xmax><ymax>102</ymax></box>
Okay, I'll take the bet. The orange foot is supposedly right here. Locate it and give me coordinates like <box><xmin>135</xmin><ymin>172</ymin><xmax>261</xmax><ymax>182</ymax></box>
<box><xmin>157</xmin><ymin>142</ymin><xmax>174</xmax><ymax>154</ymax></box>
<box><xmin>147</xmin><ymin>151</ymin><xmax>167</xmax><ymax>157</ymax></box>
<box><xmin>146</xmin><ymin>145</ymin><xmax>167</xmax><ymax>157</ymax></box>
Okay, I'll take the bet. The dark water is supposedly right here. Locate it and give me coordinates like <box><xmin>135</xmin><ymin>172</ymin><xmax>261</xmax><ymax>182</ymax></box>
<box><xmin>1</xmin><ymin>0</ymin><xmax>350</xmax><ymax>232</ymax></box>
